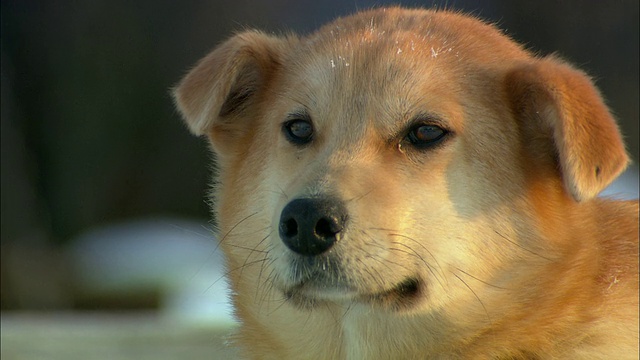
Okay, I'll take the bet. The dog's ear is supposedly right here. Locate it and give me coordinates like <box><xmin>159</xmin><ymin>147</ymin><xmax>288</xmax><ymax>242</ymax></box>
<box><xmin>173</xmin><ymin>31</ymin><xmax>289</xmax><ymax>138</ymax></box>
<box><xmin>506</xmin><ymin>56</ymin><xmax>629</xmax><ymax>201</ymax></box>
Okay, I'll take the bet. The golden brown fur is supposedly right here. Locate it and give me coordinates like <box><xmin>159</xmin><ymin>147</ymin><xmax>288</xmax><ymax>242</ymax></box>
<box><xmin>174</xmin><ymin>7</ymin><xmax>639</xmax><ymax>359</ymax></box>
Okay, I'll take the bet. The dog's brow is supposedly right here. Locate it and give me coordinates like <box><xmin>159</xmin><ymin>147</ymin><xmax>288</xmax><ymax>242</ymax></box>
<box><xmin>285</xmin><ymin>108</ymin><xmax>311</xmax><ymax>121</ymax></box>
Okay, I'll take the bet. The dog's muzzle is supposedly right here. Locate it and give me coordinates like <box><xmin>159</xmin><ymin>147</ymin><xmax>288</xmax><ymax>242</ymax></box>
<box><xmin>278</xmin><ymin>197</ymin><xmax>348</xmax><ymax>256</ymax></box>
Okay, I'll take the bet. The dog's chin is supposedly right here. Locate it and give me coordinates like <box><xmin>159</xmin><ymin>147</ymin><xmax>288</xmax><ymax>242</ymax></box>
<box><xmin>284</xmin><ymin>277</ymin><xmax>423</xmax><ymax>312</ymax></box>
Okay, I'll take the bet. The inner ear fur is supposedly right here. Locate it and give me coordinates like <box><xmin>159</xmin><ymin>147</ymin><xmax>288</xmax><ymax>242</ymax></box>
<box><xmin>172</xmin><ymin>31</ymin><xmax>290</xmax><ymax>137</ymax></box>
<box><xmin>506</xmin><ymin>56</ymin><xmax>629</xmax><ymax>202</ymax></box>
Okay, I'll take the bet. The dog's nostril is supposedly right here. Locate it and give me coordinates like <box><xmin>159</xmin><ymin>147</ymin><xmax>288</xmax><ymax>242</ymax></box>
<box><xmin>315</xmin><ymin>217</ymin><xmax>341</xmax><ymax>238</ymax></box>
<box><xmin>282</xmin><ymin>218</ymin><xmax>298</xmax><ymax>237</ymax></box>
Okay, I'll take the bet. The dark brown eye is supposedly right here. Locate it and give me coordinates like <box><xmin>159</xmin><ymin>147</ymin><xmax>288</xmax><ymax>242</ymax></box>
<box><xmin>283</xmin><ymin>119</ymin><xmax>313</xmax><ymax>145</ymax></box>
<box><xmin>406</xmin><ymin>124</ymin><xmax>448</xmax><ymax>149</ymax></box>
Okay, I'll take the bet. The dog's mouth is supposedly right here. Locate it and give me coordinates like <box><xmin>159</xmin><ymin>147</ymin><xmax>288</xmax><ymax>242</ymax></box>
<box><xmin>284</xmin><ymin>277</ymin><xmax>423</xmax><ymax>311</ymax></box>
<box><xmin>362</xmin><ymin>277</ymin><xmax>422</xmax><ymax>306</ymax></box>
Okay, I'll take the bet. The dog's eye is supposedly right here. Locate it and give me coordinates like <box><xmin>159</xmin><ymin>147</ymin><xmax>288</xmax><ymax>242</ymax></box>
<box><xmin>283</xmin><ymin>119</ymin><xmax>313</xmax><ymax>145</ymax></box>
<box><xmin>406</xmin><ymin>124</ymin><xmax>448</xmax><ymax>149</ymax></box>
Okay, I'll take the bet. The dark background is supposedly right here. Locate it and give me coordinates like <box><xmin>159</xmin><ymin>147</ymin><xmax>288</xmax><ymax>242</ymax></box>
<box><xmin>1</xmin><ymin>0</ymin><xmax>638</xmax><ymax>310</ymax></box>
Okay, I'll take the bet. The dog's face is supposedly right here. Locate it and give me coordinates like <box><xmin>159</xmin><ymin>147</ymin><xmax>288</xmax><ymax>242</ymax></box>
<box><xmin>247</xmin><ymin>16</ymin><xmax>533</xmax><ymax>312</ymax></box>
<box><xmin>174</xmin><ymin>7</ymin><xmax>628</xmax><ymax>320</ymax></box>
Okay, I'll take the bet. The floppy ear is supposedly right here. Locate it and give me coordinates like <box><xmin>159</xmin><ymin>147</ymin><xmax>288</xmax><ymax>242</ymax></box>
<box><xmin>505</xmin><ymin>56</ymin><xmax>629</xmax><ymax>201</ymax></box>
<box><xmin>172</xmin><ymin>30</ymin><xmax>289</xmax><ymax>139</ymax></box>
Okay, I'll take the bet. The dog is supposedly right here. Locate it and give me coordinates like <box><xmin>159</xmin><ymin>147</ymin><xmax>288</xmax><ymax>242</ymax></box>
<box><xmin>173</xmin><ymin>7</ymin><xmax>639</xmax><ymax>359</ymax></box>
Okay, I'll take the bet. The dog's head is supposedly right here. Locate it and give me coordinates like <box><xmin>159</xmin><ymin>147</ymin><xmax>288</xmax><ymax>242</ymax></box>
<box><xmin>174</xmin><ymin>8</ymin><xmax>628</xmax><ymax>314</ymax></box>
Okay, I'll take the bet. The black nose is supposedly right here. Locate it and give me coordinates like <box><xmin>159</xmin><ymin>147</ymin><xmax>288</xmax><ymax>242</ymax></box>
<box><xmin>279</xmin><ymin>198</ymin><xmax>348</xmax><ymax>256</ymax></box>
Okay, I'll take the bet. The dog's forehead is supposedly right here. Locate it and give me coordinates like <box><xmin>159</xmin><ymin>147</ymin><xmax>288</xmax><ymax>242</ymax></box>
<box><xmin>277</xmin><ymin>8</ymin><xmax>526</xmax><ymax>135</ymax></box>
<box><xmin>308</xmin><ymin>7</ymin><xmax>527</xmax><ymax>62</ymax></box>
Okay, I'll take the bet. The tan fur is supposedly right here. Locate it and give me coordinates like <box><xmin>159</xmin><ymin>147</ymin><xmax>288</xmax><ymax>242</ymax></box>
<box><xmin>174</xmin><ymin>7</ymin><xmax>639</xmax><ymax>359</ymax></box>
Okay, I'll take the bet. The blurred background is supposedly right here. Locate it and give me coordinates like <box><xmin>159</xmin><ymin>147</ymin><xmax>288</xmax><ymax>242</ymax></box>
<box><xmin>1</xmin><ymin>0</ymin><xmax>638</xmax><ymax>358</ymax></box>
